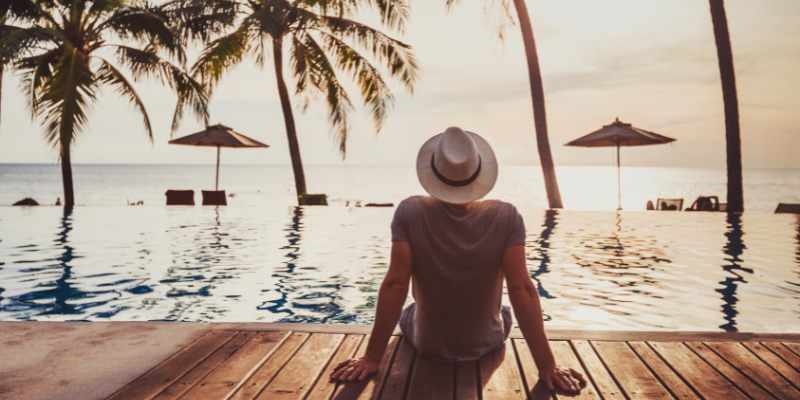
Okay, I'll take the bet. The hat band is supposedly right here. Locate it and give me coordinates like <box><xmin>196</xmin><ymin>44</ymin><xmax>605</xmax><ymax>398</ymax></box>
<box><xmin>430</xmin><ymin>154</ymin><xmax>482</xmax><ymax>187</ymax></box>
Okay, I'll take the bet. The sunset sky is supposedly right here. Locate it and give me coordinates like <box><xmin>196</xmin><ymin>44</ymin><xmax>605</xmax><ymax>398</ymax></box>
<box><xmin>1</xmin><ymin>0</ymin><xmax>798</xmax><ymax>169</ymax></box>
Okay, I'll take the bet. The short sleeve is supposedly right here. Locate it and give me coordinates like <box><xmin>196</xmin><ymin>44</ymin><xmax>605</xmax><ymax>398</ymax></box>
<box><xmin>391</xmin><ymin>199</ymin><xmax>410</xmax><ymax>242</ymax></box>
<box><xmin>505</xmin><ymin>205</ymin><xmax>526</xmax><ymax>248</ymax></box>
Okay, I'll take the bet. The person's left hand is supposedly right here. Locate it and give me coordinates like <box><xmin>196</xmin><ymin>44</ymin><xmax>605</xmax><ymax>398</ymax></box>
<box><xmin>539</xmin><ymin>364</ymin><xmax>586</xmax><ymax>392</ymax></box>
<box><xmin>331</xmin><ymin>356</ymin><xmax>379</xmax><ymax>381</ymax></box>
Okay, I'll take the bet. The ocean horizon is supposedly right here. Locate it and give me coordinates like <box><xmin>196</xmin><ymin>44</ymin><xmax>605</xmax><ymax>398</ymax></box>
<box><xmin>2</xmin><ymin>163</ymin><xmax>798</xmax><ymax>212</ymax></box>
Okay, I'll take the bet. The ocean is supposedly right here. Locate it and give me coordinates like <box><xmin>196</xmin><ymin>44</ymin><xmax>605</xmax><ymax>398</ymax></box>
<box><xmin>2</xmin><ymin>164</ymin><xmax>799</xmax><ymax>212</ymax></box>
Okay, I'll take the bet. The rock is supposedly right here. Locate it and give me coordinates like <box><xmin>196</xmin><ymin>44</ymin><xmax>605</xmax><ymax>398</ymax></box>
<box><xmin>13</xmin><ymin>197</ymin><xmax>39</xmax><ymax>206</ymax></box>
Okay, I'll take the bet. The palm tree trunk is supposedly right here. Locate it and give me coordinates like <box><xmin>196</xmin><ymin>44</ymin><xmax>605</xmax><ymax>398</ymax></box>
<box><xmin>709</xmin><ymin>0</ymin><xmax>743</xmax><ymax>212</ymax></box>
<box><xmin>60</xmin><ymin>142</ymin><xmax>75</xmax><ymax>207</ymax></box>
<box><xmin>512</xmin><ymin>0</ymin><xmax>563</xmax><ymax>209</ymax></box>
<box><xmin>273</xmin><ymin>37</ymin><xmax>308</xmax><ymax>204</ymax></box>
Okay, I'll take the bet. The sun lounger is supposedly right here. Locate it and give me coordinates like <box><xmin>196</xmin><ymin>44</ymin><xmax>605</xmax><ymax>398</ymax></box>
<box><xmin>686</xmin><ymin>196</ymin><xmax>722</xmax><ymax>212</ymax></box>
<box><xmin>202</xmin><ymin>190</ymin><xmax>227</xmax><ymax>206</ymax></box>
<box><xmin>775</xmin><ymin>203</ymin><xmax>800</xmax><ymax>214</ymax></box>
<box><xmin>656</xmin><ymin>198</ymin><xmax>683</xmax><ymax>211</ymax></box>
<box><xmin>165</xmin><ymin>190</ymin><xmax>194</xmax><ymax>205</ymax></box>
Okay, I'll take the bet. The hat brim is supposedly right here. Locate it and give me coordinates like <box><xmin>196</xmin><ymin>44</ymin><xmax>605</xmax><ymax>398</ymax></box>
<box><xmin>417</xmin><ymin>131</ymin><xmax>498</xmax><ymax>204</ymax></box>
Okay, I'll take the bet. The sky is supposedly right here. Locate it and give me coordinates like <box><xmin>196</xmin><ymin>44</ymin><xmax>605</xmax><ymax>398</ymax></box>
<box><xmin>0</xmin><ymin>0</ymin><xmax>798</xmax><ymax>168</ymax></box>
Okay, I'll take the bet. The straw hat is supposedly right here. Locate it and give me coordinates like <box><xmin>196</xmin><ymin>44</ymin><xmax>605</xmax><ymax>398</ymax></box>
<box><xmin>416</xmin><ymin>127</ymin><xmax>498</xmax><ymax>204</ymax></box>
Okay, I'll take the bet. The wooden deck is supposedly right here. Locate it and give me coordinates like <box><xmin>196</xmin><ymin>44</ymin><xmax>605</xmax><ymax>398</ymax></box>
<box><xmin>109</xmin><ymin>326</ymin><xmax>800</xmax><ymax>400</ymax></box>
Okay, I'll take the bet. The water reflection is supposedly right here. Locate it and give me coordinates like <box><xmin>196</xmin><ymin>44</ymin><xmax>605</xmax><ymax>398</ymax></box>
<box><xmin>0</xmin><ymin>207</ymin><xmax>118</xmax><ymax>319</ymax></box>
<box><xmin>716</xmin><ymin>213</ymin><xmax>749</xmax><ymax>331</ymax></box>
<box><xmin>1</xmin><ymin>206</ymin><xmax>798</xmax><ymax>331</ymax></box>
<box><xmin>258</xmin><ymin>206</ymin><xmax>303</xmax><ymax>319</ymax></box>
<box><xmin>528</xmin><ymin>210</ymin><xmax>558</xmax><ymax>300</ymax></box>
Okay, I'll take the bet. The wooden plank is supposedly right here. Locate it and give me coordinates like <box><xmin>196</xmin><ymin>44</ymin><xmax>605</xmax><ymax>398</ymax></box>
<box><xmin>524</xmin><ymin>330</ymin><xmax>800</xmax><ymax>343</ymax></box>
<box><xmin>761</xmin><ymin>342</ymin><xmax>800</xmax><ymax>371</ymax></box>
<box><xmin>180</xmin><ymin>331</ymin><xmax>292</xmax><ymax>399</ymax></box>
<box><xmin>217</xmin><ymin>324</ymin><xmax>800</xmax><ymax>342</ymax></box>
<box><xmin>628</xmin><ymin>342</ymin><xmax>700</xmax><ymax>400</ymax></box>
<box><xmin>380</xmin><ymin>338</ymin><xmax>416</xmax><ymax>400</ymax></box>
<box><xmin>705</xmin><ymin>342</ymin><xmax>800</xmax><ymax>399</ymax></box>
<box><xmin>649</xmin><ymin>342</ymin><xmax>748</xmax><ymax>400</ymax></box>
<box><xmin>571</xmin><ymin>340</ymin><xmax>625</xmax><ymax>400</ymax></box>
<box><xmin>511</xmin><ymin>339</ymin><xmax>552</xmax><ymax>400</ymax></box>
<box><xmin>455</xmin><ymin>361</ymin><xmax>479</xmax><ymax>400</ymax></box>
<box><xmin>228</xmin><ymin>332</ymin><xmax>310</xmax><ymax>400</ymax></box>
<box><xmin>407</xmin><ymin>353</ymin><xmax>454</xmax><ymax>400</ymax></box>
<box><xmin>306</xmin><ymin>335</ymin><xmax>365</xmax><ymax>400</ymax></box>
<box><xmin>332</xmin><ymin>335</ymin><xmax>399</xmax><ymax>400</ymax></box>
<box><xmin>743</xmin><ymin>343</ymin><xmax>800</xmax><ymax>392</ymax></box>
<box><xmin>256</xmin><ymin>333</ymin><xmax>344</xmax><ymax>399</ymax></box>
<box><xmin>591</xmin><ymin>341</ymin><xmax>672</xmax><ymax>399</ymax></box>
<box><xmin>479</xmin><ymin>343</ymin><xmax>525</xmax><ymax>400</ymax></box>
<box><xmin>684</xmin><ymin>342</ymin><xmax>774</xmax><ymax>400</ymax></box>
<box><xmin>783</xmin><ymin>343</ymin><xmax>800</xmax><ymax>358</ymax></box>
<box><xmin>153</xmin><ymin>331</ymin><xmax>257</xmax><ymax>400</ymax></box>
<box><xmin>549</xmin><ymin>341</ymin><xmax>600</xmax><ymax>399</ymax></box>
<box><xmin>108</xmin><ymin>330</ymin><xmax>237</xmax><ymax>400</ymax></box>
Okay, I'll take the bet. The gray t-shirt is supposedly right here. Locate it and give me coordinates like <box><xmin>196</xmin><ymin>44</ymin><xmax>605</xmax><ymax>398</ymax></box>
<box><xmin>391</xmin><ymin>195</ymin><xmax>526</xmax><ymax>361</ymax></box>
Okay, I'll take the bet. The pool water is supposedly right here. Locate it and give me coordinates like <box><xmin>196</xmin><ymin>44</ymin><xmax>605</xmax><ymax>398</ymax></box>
<box><xmin>1</xmin><ymin>205</ymin><xmax>798</xmax><ymax>332</ymax></box>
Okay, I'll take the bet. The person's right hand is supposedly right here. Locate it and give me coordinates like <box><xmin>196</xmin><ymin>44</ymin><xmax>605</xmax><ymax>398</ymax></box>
<box><xmin>331</xmin><ymin>356</ymin><xmax>379</xmax><ymax>381</ymax></box>
<box><xmin>539</xmin><ymin>364</ymin><xmax>586</xmax><ymax>392</ymax></box>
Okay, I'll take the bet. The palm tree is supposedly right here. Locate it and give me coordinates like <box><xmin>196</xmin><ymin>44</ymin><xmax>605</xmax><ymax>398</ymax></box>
<box><xmin>708</xmin><ymin>0</ymin><xmax>743</xmax><ymax>212</ymax></box>
<box><xmin>445</xmin><ymin>0</ymin><xmax>563</xmax><ymax>209</ymax></box>
<box><xmin>0</xmin><ymin>10</ymin><xmax>26</xmax><ymax>130</ymax></box>
<box><xmin>187</xmin><ymin>0</ymin><xmax>418</xmax><ymax>203</ymax></box>
<box><xmin>1</xmin><ymin>0</ymin><xmax>209</xmax><ymax>207</ymax></box>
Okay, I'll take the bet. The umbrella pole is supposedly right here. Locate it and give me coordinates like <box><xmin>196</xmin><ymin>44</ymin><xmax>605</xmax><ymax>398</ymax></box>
<box><xmin>616</xmin><ymin>143</ymin><xmax>622</xmax><ymax>211</ymax></box>
<box><xmin>215</xmin><ymin>145</ymin><xmax>220</xmax><ymax>192</ymax></box>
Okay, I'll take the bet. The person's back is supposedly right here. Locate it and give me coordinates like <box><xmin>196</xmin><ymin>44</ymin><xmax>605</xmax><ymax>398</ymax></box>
<box><xmin>331</xmin><ymin>127</ymin><xmax>584</xmax><ymax>393</ymax></box>
<box><xmin>392</xmin><ymin>196</ymin><xmax>524</xmax><ymax>361</ymax></box>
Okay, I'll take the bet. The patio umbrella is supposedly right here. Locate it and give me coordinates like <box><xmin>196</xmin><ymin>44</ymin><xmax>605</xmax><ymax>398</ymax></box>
<box><xmin>565</xmin><ymin>118</ymin><xmax>676</xmax><ymax>210</ymax></box>
<box><xmin>169</xmin><ymin>124</ymin><xmax>269</xmax><ymax>191</ymax></box>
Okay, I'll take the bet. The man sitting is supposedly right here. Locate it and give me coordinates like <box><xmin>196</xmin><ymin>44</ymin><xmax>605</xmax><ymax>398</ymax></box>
<box><xmin>332</xmin><ymin>127</ymin><xmax>584</xmax><ymax>393</ymax></box>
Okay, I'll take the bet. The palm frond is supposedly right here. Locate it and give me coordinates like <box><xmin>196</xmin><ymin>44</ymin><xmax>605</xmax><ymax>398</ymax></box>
<box><xmin>190</xmin><ymin>26</ymin><xmax>248</xmax><ymax>91</ymax></box>
<box><xmin>95</xmin><ymin>57</ymin><xmax>153</xmax><ymax>142</ymax></box>
<box><xmin>1</xmin><ymin>26</ymin><xmax>60</xmax><ymax>67</ymax></box>
<box><xmin>37</xmin><ymin>46</ymin><xmax>97</xmax><ymax>153</ymax></box>
<box><xmin>298</xmin><ymin>0</ymin><xmax>410</xmax><ymax>33</ymax></box>
<box><xmin>294</xmin><ymin>31</ymin><xmax>353</xmax><ymax>156</ymax></box>
<box><xmin>483</xmin><ymin>0</ymin><xmax>515</xmax><ymax>44</ymax></box>
<box><xmin>17</xmin><ymin>48</ymin><xmax>61</xmax><ymax>119</ymax></box>
<box><xmin>100</xmin><ymin>4</ymin><xmax>185</xmax><ymax>65</ymax></box>
<box><xmin>316</xmin><ymin>31</ymin><xmax>393</xmax><ymax>134</ymax></box>
<box><xmin>1</xmin><ymin>0</ymin><xmax>60</xmax><ymax>27</ymax></box>
<box><xmin>159</xmin><ymin>0</ymin><xmax>238</xmax><ymax>43</ymax></box>
<box><xmin>110</xmin><ymin>44</ymin><xmax>209</xmax><ymax>133</ymax></box>
<box><xmin>316</xmin><ymin>16</ymin><xmax>418</xmax><ymax>92</ymax></box>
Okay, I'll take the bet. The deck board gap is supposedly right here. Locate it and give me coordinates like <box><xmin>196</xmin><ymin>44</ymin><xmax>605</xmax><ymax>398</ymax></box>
<box><xmin>683</xmin><ymin>342</ymin><xmax>774</xmax><ymax>400</ymax></box>
<box><xmin>223</xmin><ymin>330</ymin><xmax>294</xmax><ymax>400</ymax></box>
<box><xmin>626</xmin><ymin>341</ymin><xmax>692</xmax><ymax>400</ymax></box>
<box><xmin>781</xmin><ymin>343</ymin><xmax>800</xmax><ymax>359</ymax></box>
<box><xmin>699</xmin><ymin>342</ymin><xmax>778</xmax><ymax>400</ymax></box>
<box><xmin>586</xmin><ymin>341</ymin><xmax>631</xmax><ymax>399</ymax></box>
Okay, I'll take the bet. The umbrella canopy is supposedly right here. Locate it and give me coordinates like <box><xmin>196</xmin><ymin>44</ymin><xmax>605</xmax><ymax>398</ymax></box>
<box><xmin>169</xmin><ymin>124</ymin><xmax>269</xmax><ymax>192</ymax></box>
<box><xmin>565</xmin><ymin>118</ymin><xmax>676</xmax><ymax>210</ymax></box>
<box><xmin>566</xmin><ymin>118</ymin><xmax>676</xmax><ymax>147</ymax></box>
<box><xmin>168</xmin><ymin>124</ymin><xmax>270</xmax><ymax>148</ymax></box>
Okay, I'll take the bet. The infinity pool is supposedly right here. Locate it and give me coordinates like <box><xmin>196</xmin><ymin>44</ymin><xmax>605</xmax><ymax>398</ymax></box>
<box><xmin>1</xmin><ymin>205</ymin><xmax>798</xmax><ymax>332</ymax></box>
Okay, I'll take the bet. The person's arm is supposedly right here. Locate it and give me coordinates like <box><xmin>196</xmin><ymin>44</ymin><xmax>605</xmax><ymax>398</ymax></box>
<box><xmin>332</xmin><ymin>241</ymin><xmax>413</xmax><ymax>381</ymax></box>
<box><xmin>503</xmin><ymin>244</ymin><xmax>586</xmax><ymax>392</ymax></box>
